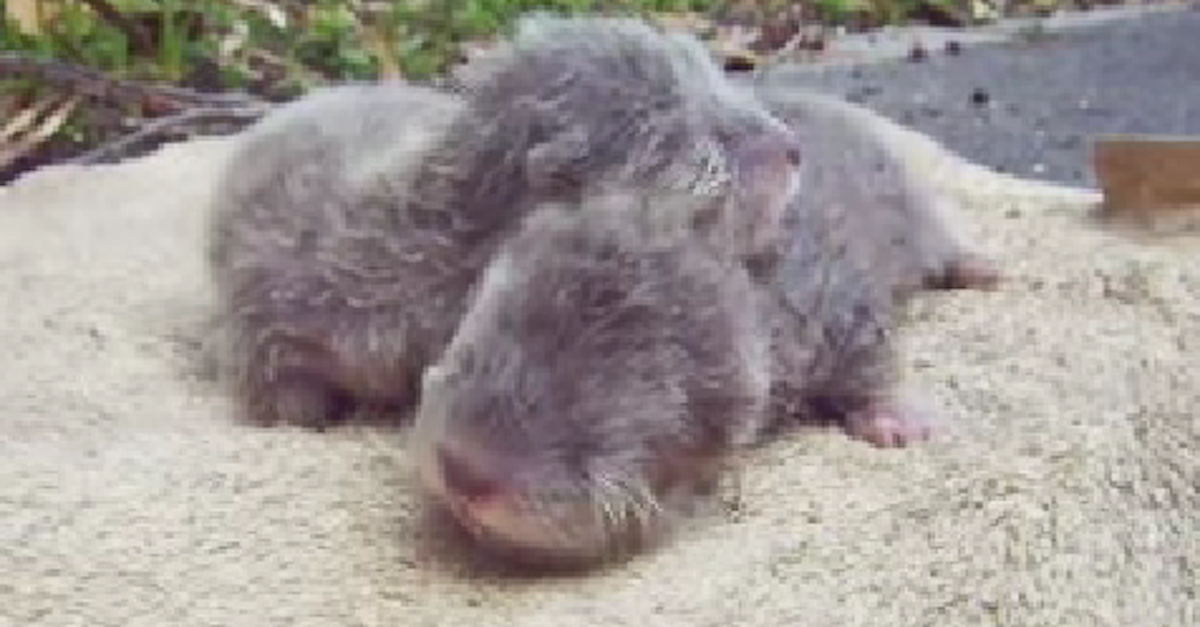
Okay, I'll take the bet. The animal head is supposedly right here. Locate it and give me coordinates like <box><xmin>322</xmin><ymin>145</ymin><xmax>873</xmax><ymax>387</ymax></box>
<box><xmin>453</xmin><ymin>14</ymin><xmax>803</xmax><ymax>257</ymax></box>
<box><xmin>410</xmin><ymin>195</ymin><xmax>767</xmax><ymax>566</ymax></box>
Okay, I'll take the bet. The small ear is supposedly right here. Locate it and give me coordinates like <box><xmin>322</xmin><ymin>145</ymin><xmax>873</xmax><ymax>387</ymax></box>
<box><xmin>730</xmin><ymin>131</ymin><xmax>804</xmax><ymax>255</ymax></box>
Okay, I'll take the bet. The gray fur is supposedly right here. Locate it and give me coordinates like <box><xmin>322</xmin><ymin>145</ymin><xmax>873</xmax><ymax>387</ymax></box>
<box><xmin>745</xmin><ymin>86</ymin><xmax>994</xmax><ymax>444</ymax></box>
<box><xmin>207</xmin><ymin>82</ymin><xmax>467</xmax><ymax>427</ymax></box>
<box><xmin>411</xmin><ymin>190</ymin><xmax>770</xmax><ymax>565</ymax></box>
<box><xmin>206</xmin><ymin>14</ymin><xmax>802</xmax><ymax>428</ymax></box>
<box><xmin>757</xmin><ymin>179</ymin><xmax>903</xmax><ymax>433</ymax></box>
<box><xmin>754</xmin><ymin>84</ymin><xmax>999</xmax><ymax>299</ymax></box>
<box><xmin>407</xmin><ymin>86</ymin><xmax>1005</xmax><ymax>562</ymax></box>
<box><xmin>420</xmin><ymin>13</ymin><xmax>802</xmax><ymax>256</ymax></box>
<box><xmin>204</xmin><ymin>17</ymin><xmax>990</xmax><ymax>560</ymax></box>
<box><xmin>409</xmin><ymin>145</ymin><xmax>941</xmax><ymax>563</ymax></box>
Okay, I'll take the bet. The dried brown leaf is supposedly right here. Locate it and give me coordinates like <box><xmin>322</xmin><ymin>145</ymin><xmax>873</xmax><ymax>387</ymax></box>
<box><xmin>5</xmin><ymin>0</ymin><xmax>50</xmax><ymax>36</ymax></box>
<box><xmin>363</xmin><ymin>26</ymin><xmax>402</xmax><ymax>80</ymax></box>
<box><xmin>0</xmin><ymin>97</ymin><xmax>59</xmax><ymax>143</ymax></box>
<box><xmin>0</xmin><ymin>94</ymin><xmax>83</xmax><ymax>170</ymax></box>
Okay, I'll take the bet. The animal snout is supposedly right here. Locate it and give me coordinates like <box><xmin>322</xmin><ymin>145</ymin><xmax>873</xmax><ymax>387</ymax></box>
<box><xmin>437</xmin><ymin>445</ymin><xmax>503</xmax><ymax>504</ymax></box>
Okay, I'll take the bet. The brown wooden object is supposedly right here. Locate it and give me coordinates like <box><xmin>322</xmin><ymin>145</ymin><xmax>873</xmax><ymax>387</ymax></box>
<box><xmin>1093</xmin><ymin>134</ymin><xmax>1200</xmax><ymax>222</ymax></box>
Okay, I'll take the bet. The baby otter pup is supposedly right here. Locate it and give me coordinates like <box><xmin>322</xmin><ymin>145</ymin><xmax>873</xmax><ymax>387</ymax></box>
<box><xmin>754</xmin><ymin>85</ymin><xmax>1000</xmax><ymax>300</ymax></box>
<box><xmin>206</xmin><ymin>14</ymin><xmax>801</xmax><ymax>429</ymax></box>
<box><xmin>407</xmin><ymin>83</ymin><xmax>1002</xmax><ymax>559</ymax></box>
<box><xmin>411</xmin><ymin>191</ymin><xmax>771</xmax><ymax>566</ymax></box>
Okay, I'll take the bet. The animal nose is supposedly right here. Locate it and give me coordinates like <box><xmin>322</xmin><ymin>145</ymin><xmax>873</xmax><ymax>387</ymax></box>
<box><xmin>437</xmin><ymin>445</ymin><xmax>502</xmax><ymax>503</ymax></box>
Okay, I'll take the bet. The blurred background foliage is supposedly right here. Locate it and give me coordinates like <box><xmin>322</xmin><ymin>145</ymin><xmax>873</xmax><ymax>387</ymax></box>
<box><xmin>4</xmin><ymin>0</ymin><xmax>1071</xmax><ymax>91</ymax></box>
<box><xmin>0</xmin><ymin>0</ymin><xmax>1100</xmax><ymax>179</ymax></box>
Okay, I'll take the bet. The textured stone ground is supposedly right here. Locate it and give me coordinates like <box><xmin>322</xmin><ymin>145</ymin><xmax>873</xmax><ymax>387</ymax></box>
<box><xmin>1</xmin><ymin>95</ymin><xmax>1195</xmax><ymax>625</ymax></box>
<box><xmin>765</xmin><ymin>4</ymin><xmax>1200</xmax><ymax>187</ymax></box>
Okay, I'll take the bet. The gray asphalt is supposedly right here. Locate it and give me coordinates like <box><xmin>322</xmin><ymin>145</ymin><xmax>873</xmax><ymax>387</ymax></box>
<box><xmin>765</xmin><ymin>6</ymin><xmax>1200</xmax><ymax>188</ymax></box>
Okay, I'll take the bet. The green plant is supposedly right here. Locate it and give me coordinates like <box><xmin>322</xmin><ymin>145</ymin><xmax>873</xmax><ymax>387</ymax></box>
<box><xmin>157</xmin><ymin>0</ymin><xmax>183</xmax><ymax>80</ymax></box>
<box><xmin>6</xmin><ymin>0</ymin><xmax>1050</xmax><ymax>182</ymax></box>
<box><xmin>815</xmin><ymin>0</ymin><xmax>861</xmax><ymax>23</ymax></box>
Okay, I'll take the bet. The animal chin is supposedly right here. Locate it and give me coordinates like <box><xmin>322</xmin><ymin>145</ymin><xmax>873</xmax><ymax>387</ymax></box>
<box><xmin>469</xmin><ymin>499</ymin><xmax>607</xmax><ymax>562</ymax></box>
<box><xmin>439</xmin><ymin>479</ymin><xmax>649</xmax><ymax>566</ymax></box>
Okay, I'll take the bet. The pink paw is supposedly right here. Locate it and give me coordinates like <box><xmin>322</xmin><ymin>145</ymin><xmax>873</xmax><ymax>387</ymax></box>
<box><xmin>844</xmin><ymin>398</ymin><xmax>938</xmax><ymax>448</ymax></box>
<box><xmin>942</xmin><ymin>254</ymin><xmax>1002</xmax><ymax>292</ymax></box>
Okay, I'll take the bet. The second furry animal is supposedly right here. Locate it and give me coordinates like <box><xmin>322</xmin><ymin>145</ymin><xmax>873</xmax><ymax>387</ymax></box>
<box><xmin>410</xmin><ymin>162</ymin><xmax>949</xmax><ymax>564</ymax></box>
<box><xmin>206</xmin><ymin>15</ymin><xmax>802</xmax><ymax>429</ymax></box>
<box><xmin>747</xmin><ymin>85</ymin><xmax>1001</xmax><ymax>447</ymax></box>
<box><xmin>412</xmin><ymin>190</ymin><xmax>771</xmax><ymax>565</ymax></box>
<box><xmin>754</xmin><ymin>84</ymin><xmax>999</xmax><ymax>299</ymax></box>
<box><xmin>407</xmin><ymin>75</ymin><xmax>1007</xmax><ymax>565</ymax></box>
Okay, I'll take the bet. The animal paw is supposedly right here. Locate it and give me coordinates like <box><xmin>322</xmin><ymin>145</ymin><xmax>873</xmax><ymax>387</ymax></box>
<box><xmin>931</xmin><ymin>254</ymin><xmax>1001</xmax><ymax>292</ymax></box>
<box><xmin>245</xmin><ymin>374</ymin><xmax>353</xmax><ymax>430</ymax></box>
<box><xmin>843</xmin><ymin>397</ymin><xmax>937</xmax><ymax>448</ymax></box>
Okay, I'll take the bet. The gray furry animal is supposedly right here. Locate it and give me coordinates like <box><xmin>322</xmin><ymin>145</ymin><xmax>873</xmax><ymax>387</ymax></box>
<box><xmin>206</xmin><ymin>14</ymin><xmax>802</xmax><ymax>429</ymax></box>
<box><xmin>411</xmin><ymin>190</ymin><xmax>771</xmax><ymax>565</ymax></box>
<box><xmin>757</xmin><ymin>179</ymin><xmax>927</xmax><ymax>449</ymax></box>
<box><xmin>744</xmin><ymin>85</ymin><xmax>1000</xmax><ymax>447</ymax></box>
<box><xmin>207</xmin><ymin>15</ymin><xmax>997</xmax><ymax>563</ymax></box>
<box><xmin>441</xmin><ymin>15</ymin><xmax>802</xmax><ymax>258</ymax></box>
<box><xmin>754</xmin><ymin>84</ymin><xmax>999</xmax><ymax>299</ymax></box>
<box><xmin>207</xmin><ymin>82</ymin><xmax>467</xmax><ymax>427</ymax></box>
<box><xmin>406</xmin><ymin>84</ymin><xmax>1007</xmax><ymax>563</ymax></box>
<box><xmin>409</xmin><ymin>173</ymin><xmax>940</xmax><ymax>565</ymax></box>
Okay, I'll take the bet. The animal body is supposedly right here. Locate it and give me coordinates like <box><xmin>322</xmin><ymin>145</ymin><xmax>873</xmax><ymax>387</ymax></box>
<box><xmin>410</xmin><ymin>149</ymin><xmax>950</xmax><ymax>563</ymax></box>
<box><xmin>412</xmin><ymin>191</ymin><xmax>771</xmax><ymax>565</ymax></box>
<box><xmin>206</xmin><ymin>11</ymin><xmax>998</xmax><ymax>567</ymax></box>
<box><xmin>206</xmin><ymin>14</ymin><xmax>802</xmax><ymax>429</ymax></box>
<box><xmin>754</xmin><ymin>84</ymin><xmax>999</xmax><ymax>299</ymax></box>
<box><xmin>746</xmin><ymin>84</ymin><xmax>1001</xmax><ymax>447</ymax></box>
<box><xmin>408</xmin><ymin>75</ymin><xmax>1007</xmax><ymax>565</ymax></box>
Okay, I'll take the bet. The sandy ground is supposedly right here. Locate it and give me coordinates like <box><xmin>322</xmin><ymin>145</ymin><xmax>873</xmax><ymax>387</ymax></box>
<box><xmin>1</xmin><ymin>111</ymin><xmax>1196</xmax><ymax>627</ymax></box>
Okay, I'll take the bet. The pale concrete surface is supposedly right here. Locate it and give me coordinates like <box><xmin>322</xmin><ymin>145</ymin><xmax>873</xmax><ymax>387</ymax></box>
<box><xmin>765</xmin><ymin>3</ymin><xmax>1200</xmax><ymax>187</ymax></box>
<box><xmin>0</xmin><ymin>114</ymin><xmax>1196</xmax><ymax>626</ymax></box>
